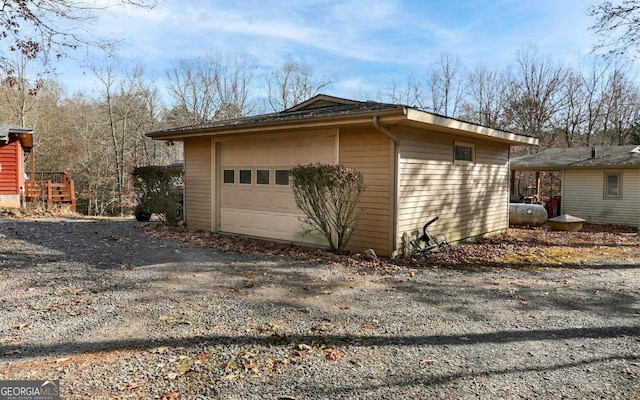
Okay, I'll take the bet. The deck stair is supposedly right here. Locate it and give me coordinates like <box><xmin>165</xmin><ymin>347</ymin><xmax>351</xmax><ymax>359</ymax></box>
<box><xmin>24</xmin><ymin>171</ymin><xmax>76</xmax><ymax>212</ymax></box>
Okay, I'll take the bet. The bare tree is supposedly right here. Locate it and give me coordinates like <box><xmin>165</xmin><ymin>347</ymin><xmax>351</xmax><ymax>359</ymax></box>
<box><xmin>387</xmin><ymin>75</ymin><xmax>423</xmax><ymax>107</ymax></box>
<box><xmin>389</xmin><ymin>54</ymin><xmax>466</xmax><ymax>118</ymax></box>
<box><xmin>0</xmin><ymin>51</ymin><xmax>57</xmax><ymax>129</ymax></box>
<box><xmin>93</xmin><ymin>62</ymin><xmax>160</xmax><ymax>216</ymax></box>
<box><xmin>598</xmin><ymin>63</ymin><xmax>640</xmax><ymax>145</ymax></box>
<box><xmin>266</xmin><ymin>60</ymin><xmax>335</xmax><ymax>111</ymax></box>
<box><xmin>135</xmin><ymin>85</ymin><xmax>181</xmax><ymax>166</ymax></box>
<box><xmin>462</xmin><ymin>64</ymin><xmax>511</xmax><ymax>129</ymax></box>
<box><xmin>62</xmin><ymin>93</ymin><xmax>120</xmax><ymax>215</ymax></box>
<box><xmin>503</xmin><ymin>45</ymin><xmax>568</xmax><ymax>148</ymax></box>
<box><xmin>165</xmin><ymin>54</ymin><xmax>257</xmax><ymax>125</ymax></box>
<box><xmin>555</xmin><ymin>69</ymin><xmax>586</xmax><ymax>147</ymax></box>
<box><xmin>426</xmin><ymin>54</ymin><xmax>467</xmax><ymax>117</ymax></box>
<box><xmin>26</xmin><ymin>80</ymin><xmax>80</xmax><ymax>171</ymax></box>
<box><xmin>590</xmin><ymin>1</ymin><xmax>640</xmax><ymax>56</ymax></box>
<box><xmin>0</xmin><ymin>0</ymin><xmax>160</xmax><ymax>69</ymax></box>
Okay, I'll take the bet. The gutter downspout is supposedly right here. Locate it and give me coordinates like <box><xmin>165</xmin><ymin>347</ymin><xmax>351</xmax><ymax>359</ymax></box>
<box><xmin>373</xmin><ymin>116</ymin><xmax>399</xmax><ymax>257</ymax></box>
<box><xmin>373</xmin><ymin>116</ymin><xmax>398</xmax><ymax>142</ymax></box>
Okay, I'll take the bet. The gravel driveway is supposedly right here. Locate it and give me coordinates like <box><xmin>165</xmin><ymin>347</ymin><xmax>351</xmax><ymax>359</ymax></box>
<box><xmin>0</xmin><ymin>218</ymin><xmax>638</xmax><ymax>399</ymax></box>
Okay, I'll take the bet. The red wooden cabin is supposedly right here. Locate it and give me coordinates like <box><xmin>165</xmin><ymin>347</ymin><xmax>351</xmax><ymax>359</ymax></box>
<box><xmin>0</xmin><ymin>124</ymin><xmax>76</xmax><ymax>211</ymax></box>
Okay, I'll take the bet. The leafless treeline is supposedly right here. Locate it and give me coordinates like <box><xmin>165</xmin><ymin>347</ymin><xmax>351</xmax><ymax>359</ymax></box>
<box><xmin>0</xmin><ymin>46</ymin><xmax>638</xmax><ymax>215</ymax></box>
<box><xmin>0</xmin><ymin>54</ymin><xmax>335</xmax><ymax>215</ymax></box>
<box><xmin>389</xmin><ymin>46</ymin><xmax>640</xmax><ymax>151</ymax></box>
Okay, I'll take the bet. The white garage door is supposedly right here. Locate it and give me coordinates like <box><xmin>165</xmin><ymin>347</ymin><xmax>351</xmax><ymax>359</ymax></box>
<box><xmin>219</xmin><ymin>135</ymin><xmax>336</xmax><ymax>243</ymax></box>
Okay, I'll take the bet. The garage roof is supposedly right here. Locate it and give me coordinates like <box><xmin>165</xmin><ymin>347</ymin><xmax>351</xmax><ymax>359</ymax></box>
<box><xmin>147</xmin><ymin>94</ymin><xmax>538</xmax><ymax>146</ymax></box>
<box><xmin>511</xmin><ymin>145</ymin><xmax>640</xmax><ymax>171</ymax></box>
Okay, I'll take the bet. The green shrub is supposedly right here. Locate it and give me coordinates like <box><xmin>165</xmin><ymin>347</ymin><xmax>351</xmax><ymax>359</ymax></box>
<box><xmin>131</xmin><ymin>166</ymin><xmax>183</xmax><ymax>226</ymax></box>
<box><xmin>289</xmin><ymin>163</ymin><xmax>365</xmax><ymax>254</ymax></box>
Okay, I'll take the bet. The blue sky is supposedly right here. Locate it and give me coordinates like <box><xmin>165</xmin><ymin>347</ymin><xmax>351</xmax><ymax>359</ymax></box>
<box><xmin>58</xmin><ymin>0</ymin><xmax>601</xmax><ymax>102</ymax></box>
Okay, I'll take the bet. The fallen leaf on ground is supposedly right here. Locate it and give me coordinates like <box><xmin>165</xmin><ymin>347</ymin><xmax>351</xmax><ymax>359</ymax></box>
<box><xmin>165</xmin><ymin>372</ymin><xmax>178</xmax><ymax>380</ymax></box>
<box><xmin>150</xmin><ymin>346</ymin><xmax>170</xmax><ymax>354</ymax></box>
<box><xmin>127</xmin><ymin>383</ymin><xmax>140</xmax><ymax>392</ymax></box>
<box><xmin>194</xmin><ymin>352</ymin><xmax>211</xmax><ymax>362</ymax></box>
<box><xmin>243</xmin><ymin>362</ymin><xmax>259</xmax><ymax>372</ymax></box>
<box><xmin>326</xmin><ymin>348</ymin><xmax>343</xmax><ymax>361</ymax></box>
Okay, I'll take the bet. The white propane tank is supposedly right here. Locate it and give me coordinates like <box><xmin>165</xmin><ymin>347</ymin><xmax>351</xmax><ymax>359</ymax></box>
<box><xmin>509</xmin><ymin>203</ymin><xmax>548</xmax><ymax>226</ymax></box>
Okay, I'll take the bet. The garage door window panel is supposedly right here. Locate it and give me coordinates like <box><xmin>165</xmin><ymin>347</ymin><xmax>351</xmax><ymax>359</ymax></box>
<box><xmin>223</xmin><ymin>169</ymin><xmax>235</xmax><ymax>184</ymax></box>
<box><xmin>275</xmin><ymin>169</ymin><xmax>289</xmax><ymax>185</ymax></box>
<box><xmin>239</xmin><ymin>169</ymin><xmax>251</xmax><ymax>184</ymax></box>
<box><xmin>257</xmin><ymin>169</ymin><xmax>270</xmax><ymax>185</ymax></box>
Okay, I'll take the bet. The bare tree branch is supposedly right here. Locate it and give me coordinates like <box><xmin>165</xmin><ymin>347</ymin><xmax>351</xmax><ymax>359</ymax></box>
<box><xmin>0</xmin><ymin>0</ymin><xmax>160</xmax><ymax>70</ymax></box>
<box><xmin>589</xmin><ymin>0</ymin><xmax>640</xmax><ymax>56</ymax></box>
<box><xmin>266</xmin><ymin>59</ymin><xmax>336</xmax><ymax>111</ymax></box>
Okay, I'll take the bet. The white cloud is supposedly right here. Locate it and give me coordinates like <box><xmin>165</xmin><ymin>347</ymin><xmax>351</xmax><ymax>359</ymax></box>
<box><xmin>58</xmin><ymin>0</ymin><xmax>626</xmax><ymax>100</ymax></box>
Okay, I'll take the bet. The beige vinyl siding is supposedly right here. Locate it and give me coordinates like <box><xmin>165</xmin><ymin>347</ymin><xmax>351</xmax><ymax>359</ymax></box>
<box><xmin>338</xmin><ymin>128</ymin><xmax>392</xmax><ymax>256</ymax></box>
<box><xmin>562</xmin><ymin>168</ymin><xmax>640</xmax><ymax>227</ymax></box>
<box><xmin>396</xmin><ymin>128</ymin><xmax>510</xmax><ymax>248</ymax></box>
<box><xmin>184</xmin><ymin>137</ymin><xmax>213</xmax><ymax>231</ymax></box>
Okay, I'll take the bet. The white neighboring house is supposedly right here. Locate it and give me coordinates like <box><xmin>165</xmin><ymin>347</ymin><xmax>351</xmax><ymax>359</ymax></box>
<box><xmin>511</xmin><ymin>145</ymin><xmax>640</xmax><ymax>228</ymax></box>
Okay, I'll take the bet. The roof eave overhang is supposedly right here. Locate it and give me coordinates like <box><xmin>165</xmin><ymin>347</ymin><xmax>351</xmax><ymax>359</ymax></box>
<box><xmin>147</xmin><ymin>107</ymin><xmax>538</xmax><ymax>147</ymax></box>
<box><xmin>0</xmin><ymin>126</ymin><xmax>33</xmax><ymax>144</ymax></box>
<box><xmin>404</xmin><ymin>109</ymin><xmax>538</xmax><ymax>146</ymax></box>
<box><xmin>147</xmin><ymin>108</ymin><xmax>407</xmax><ymax>140</ymax></box>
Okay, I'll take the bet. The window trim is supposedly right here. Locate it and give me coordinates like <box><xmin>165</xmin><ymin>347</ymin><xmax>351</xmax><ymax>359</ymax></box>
<box><xmin>453</xmin><ymin>141</ymin><xmax>475</xmax><ymax>164</ymax></box>
<box><xmin>604</xmin><ymin>172</ymin><xmax>622</xmax><ymax>199</ymax></box>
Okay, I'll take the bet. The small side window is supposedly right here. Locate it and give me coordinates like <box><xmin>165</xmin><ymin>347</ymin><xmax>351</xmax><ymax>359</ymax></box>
<box><xmin>454</xmin><ymin>142</ymin><xmax>474</xmax><ymax>163</ymax></box>
<box><xmin>223</xmin><ymin>169</ymin><xmax>235</xmax><ymax>184</ymax></box>
<box><xmin>275</xmin><ymin>170</ymin><xmax>290</xmax><ymax>185</ymax></box>
<box><xmin>604</xmin><ymin>172</ymin><xmax>621</xmax><ymax>199</ymax></box>
<box><xmin>257</xmin><ymin>169</ymin><xmax>270</xmax><ymax>185</ymax></box>
<box><xmin>239</xmin><ymin>169</ymin><xmax>251</xmax><ymax>184</ymax></box>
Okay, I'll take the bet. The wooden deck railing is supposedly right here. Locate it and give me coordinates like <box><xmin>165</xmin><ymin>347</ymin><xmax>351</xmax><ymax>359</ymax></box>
<box><xmin>24</xmin><ymin>171</ymin><xmax>76</xmax><ymax>212</ymax></box>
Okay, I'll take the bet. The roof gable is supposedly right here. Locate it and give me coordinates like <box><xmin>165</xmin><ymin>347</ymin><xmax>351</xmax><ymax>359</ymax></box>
<box><xmin>284</xmin><ymin>94</ymin><xmax>360</xmax><ymax>112</ymax></box>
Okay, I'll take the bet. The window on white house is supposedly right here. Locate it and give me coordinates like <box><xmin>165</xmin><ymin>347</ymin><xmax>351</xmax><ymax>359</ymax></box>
<box><xmin>454</xmin><ymin>142</ymin><xmax>475</xmax><ymax>163</ymax></box>
<box><xmin>604</xmin><ymin>172</ymin><xmax>621</xmax><ymax>199</ymax></box>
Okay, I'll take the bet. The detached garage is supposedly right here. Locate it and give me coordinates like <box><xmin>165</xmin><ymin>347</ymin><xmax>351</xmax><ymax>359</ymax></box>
<box><xmin>148</xmin><ymin>95</ymin><xmax>537</xmax><ymax>256</ymax></box>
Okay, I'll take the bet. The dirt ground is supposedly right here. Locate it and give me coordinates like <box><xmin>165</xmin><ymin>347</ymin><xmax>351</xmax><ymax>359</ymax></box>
<box><xmin>0</xmin><ymin>217</ymin><xmax>638</xmax><ymax>399</ymax></box>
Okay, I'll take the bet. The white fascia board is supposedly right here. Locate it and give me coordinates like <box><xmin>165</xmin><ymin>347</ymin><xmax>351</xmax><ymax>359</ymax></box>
<box><xmin>405</xmin><ymin>108</ymin><xmax>538</xmax><ymax>146</ymax></box>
